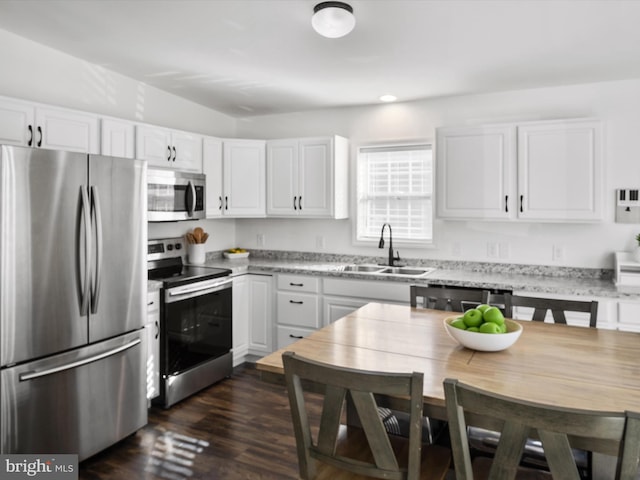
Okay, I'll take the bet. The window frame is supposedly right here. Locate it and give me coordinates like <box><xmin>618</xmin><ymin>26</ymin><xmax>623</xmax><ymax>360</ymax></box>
<box><xmin>352</xmin><ymin>141</ymin><xmax>435</xmax><ymax>249</ymax></box>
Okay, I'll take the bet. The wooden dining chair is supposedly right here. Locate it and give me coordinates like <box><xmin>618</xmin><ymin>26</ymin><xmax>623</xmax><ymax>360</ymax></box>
<box><xmin>282</xmin><ymin>351</ymin><xmax>451</xmax><ymax>480</ymax></box>
<box><xmin>444</xmin><ymin>378</ymin><xmax>640</xmax><ymax>480</ymax></box>
<box><xmin>503</xmin><ymin>293</ymin><xmax>598</xmax><ymax>327</ymax></box>
<box><xmin>410</xmin><ymin>285</ymin><xmax>490</xmax><ymax>312</ymax></box>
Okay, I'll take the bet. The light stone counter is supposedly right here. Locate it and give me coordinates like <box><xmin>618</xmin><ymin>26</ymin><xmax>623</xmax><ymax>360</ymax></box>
<box><xmin>193</xmin><ymin>251</ymin><xmax>639</xmax><ymax>301</ymax></box>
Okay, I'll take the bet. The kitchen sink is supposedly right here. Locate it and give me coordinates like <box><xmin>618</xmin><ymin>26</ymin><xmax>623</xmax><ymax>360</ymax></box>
<box><xmin>341</xmin><ymin>264</ymin><xmax>435</xmax><ymax>277</ymax></box>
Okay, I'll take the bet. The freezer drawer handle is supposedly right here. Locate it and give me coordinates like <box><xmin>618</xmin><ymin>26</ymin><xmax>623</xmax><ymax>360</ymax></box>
<box><xmin>18</xmin><ymin>339</ymin><xmax>141</xmax><ymax>382</ymax></box>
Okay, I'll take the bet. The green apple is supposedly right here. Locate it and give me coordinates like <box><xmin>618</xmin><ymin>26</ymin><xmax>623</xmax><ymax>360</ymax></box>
<box><xmin>476</xmin><ymin>304</ymin><xmax>491</xmax><ymax>313</ymax></box>
<box><xmin>483</xmin><ymin>306</ymin><xmax>505</xmax><ymax>326</ymax></box>
<box><xmin>462</xmin><ymin>308</ymin><xmax>483</xmax><ymax>328</ymax></box>
<box><xmin>466</xmin><ymin>327</ymin><xmax>479</xmax><ymax>332</ymax></box>
<box><xmin>450</xmin><ymin>318</ymin><xmax>467</xmax><ymax>330</ymax></box>
<box><xmin>479</xmin><ymin>321</ymin><xmax>502</xmax><ymax>334</ymax></box>
<box><xmin>500</xmin><ymin>322</ymin><xmax>508</xmax><ymax>333</ymax></box>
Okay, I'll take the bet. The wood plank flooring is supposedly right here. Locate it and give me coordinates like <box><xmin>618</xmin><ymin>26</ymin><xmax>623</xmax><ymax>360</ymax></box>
<box><xmin>79</xmin><ymin>364</ymin><xmax>317</xmax><ymax>480</ymax></box>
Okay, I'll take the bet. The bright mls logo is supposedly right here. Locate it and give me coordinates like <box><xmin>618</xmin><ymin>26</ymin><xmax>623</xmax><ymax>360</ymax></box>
<box><xmin>0</xmin><ymin>455</ymin><xmax>77</xmax><ymax>480</ymax></box>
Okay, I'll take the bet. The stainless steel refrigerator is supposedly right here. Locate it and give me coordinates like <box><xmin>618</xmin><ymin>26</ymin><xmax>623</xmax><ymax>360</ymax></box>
<box><xmin>0</xmin><ymin>145</ymin><xmax>147</xmax><ymax>461</ymax></box>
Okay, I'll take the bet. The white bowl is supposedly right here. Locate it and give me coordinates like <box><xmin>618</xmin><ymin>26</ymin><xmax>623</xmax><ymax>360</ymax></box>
<box><xmin>223</xmin><ymin>251</ymin><xmax>250</xmax><ymax>259</ymax></box>
<box><xmin>443</xmin><ymin>316</ymin><xmax>523</xmax><ymax>352</ymax></box>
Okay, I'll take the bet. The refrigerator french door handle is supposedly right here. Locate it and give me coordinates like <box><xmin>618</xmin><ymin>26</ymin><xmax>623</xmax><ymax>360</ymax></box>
<box><xmin>18</xmin><ymin>339</ymin><xmax>141</xmax><ymax>382</ymax></box>
<box><xmin>90</xmin><ymin>185</ymin><xmax>103</xmax><ymax>314</ymax></box>
<box><xmin>185</xmin><ymin>180</ymin><xmax>195</xmax><ymax>217</ymax></box>
<box><xmin>77</xmin><ymin>186</ymin><xmax>91</xmax><ymax>316</ymax></box>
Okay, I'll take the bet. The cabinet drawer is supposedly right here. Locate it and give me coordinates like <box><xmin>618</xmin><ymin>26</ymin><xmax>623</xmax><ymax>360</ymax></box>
<box><xmin>277</xmin><ymin>292</ymin><xmax>320</xmax><ymax>328</ymax></box>
<box><xmin>277</xmin><ymin>274</ymin><xmax>320</xmax><ymax>293</ymax></box>
<box><xmin>147</xmin><ymin>290</ymin><xmax>160</xmax><ymax>314</ymax></box>
<box><xmin>277</xmin><ymin>325</ymin><xmax>315</xmax><ymax>350</ymax></box>
<box><xmin>323</xmin><ymin>278</ymin><xmax>408</xmax><ymax>303</ymax></box>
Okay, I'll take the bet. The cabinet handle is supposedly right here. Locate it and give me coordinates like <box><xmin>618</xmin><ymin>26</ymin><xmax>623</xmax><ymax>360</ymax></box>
<box><xmin>293</xmin><ymin>196</ymin><xmax>297</xmax><ymax>210</ymax></box>
<box><xmin>147</xmin><ymin>300</ymin><xmax>154</xmax><ymax>306</ymax></box>
<box><xmin>37</xmin><ymin>126</ymin><xmax>42</xmax><ymax>147</ymax></box>
<box><xmin>225</xmin><ymin>196</ymin><xmax>228</xmax><ymax>210</ymax></box>
<box><xmin>289</xmin><ymin>334</ymin><xmax>304</xmax><ymax>339</ymax></box>
<box><xmin>167</xmin><ymin>146</ymin><xmax>172</xmax><ymax>161</ymax></box>
<box><xmin>27</xmin><ymin>125</ymin><xmax>33</xmax><ymax>146</ymax></box>
<box><xmin>219</xmin><ymin>196</ymin><xmax>223</xmax><ymax>210</ymax></box>
<box><xmin>505</xmin><ymin>195</ymin><xmax>508</xmax><ymax>213</ymax></box>
<box><xmin>298</xmin><ymin>196</ymin><xmax>302</xmax><ymax>210</ymax></box>
<box><xmin>155</xmin><ymin>321</ymin><xmax>159</xmax><ymax>339</ymax></box>
<box><xmin>520</xmin><ymin>195</ymin><xmax>524</xmax><ymax>213</ymax></box>
<box><xmin>290</xmin><ymin>282</ymin><xmax>304</xmax><ymax>287</ymax></box>
<box><xmin>172</xmin><ymin>146</ymin><xmax>177</xmax><ymax>161</ymax></box>
<box><xmin>289</xmin><ymin>300</ymin><xmax>304</xmax><ymax>305</ymax></box>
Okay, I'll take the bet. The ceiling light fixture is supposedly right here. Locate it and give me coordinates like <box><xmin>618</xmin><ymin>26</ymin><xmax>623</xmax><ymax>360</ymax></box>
<box><xmin>379</xmin><ymin>94</ymin><xmax>397</xmax><ymax>103</ymax></box>
<box><xmin>312</xmin><ymin>2</ymin><xmax>356</xmax><ymax>39</ymax></box>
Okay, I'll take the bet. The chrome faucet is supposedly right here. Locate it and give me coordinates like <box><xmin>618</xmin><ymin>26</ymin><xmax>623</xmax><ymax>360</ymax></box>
<box><xmin>378</xmin><ymin>223</ymin><xmax>400</xmax><ymax>266</ymax></box>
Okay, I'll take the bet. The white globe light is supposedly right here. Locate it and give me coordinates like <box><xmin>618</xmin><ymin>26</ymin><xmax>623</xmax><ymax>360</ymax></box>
<box><xmin>312</xmin><ymin>2</ymin><xmax>356</xmax><ymax>39</ymax></box>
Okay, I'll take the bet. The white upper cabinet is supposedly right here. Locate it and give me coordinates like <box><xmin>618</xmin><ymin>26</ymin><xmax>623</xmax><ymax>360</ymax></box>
<box><xmin>101</xmin><ymin>117</ymin><xmax>135</xmax><ymax>158</ymax></box>
<box><xmin>0</xmin><ymin>96</ymin><xmax>99</xmax><ymax>154</ymax></box>
<box><xmin>222</xmin><ymin>139</ymin><xmax>266</xmax><ymax>217</ymax></box>
<box><xmin>202</xmin><ymin>136</ymin><xmax>224</xmax><ymax>217</ymax></box>
<box><xmin>266</xmin><ymin>135</ymin><xmax>348</xmax><ymax>218</ymax></box>
<box><xmin>517</xmin><ymin>119</ymin><xmax>603</xmax><ymax>221</ymax></box>
<box><xmin>436</xmin><ymin>119</ymin><xmax>603</xmax><ymax>222</ymax></box>
<box><xmin>436</xmin><ymin>124</ymin><xmax>515</xmax><ymax>220</ymax></box>
<box><xmin>135</xmin><ymin>124</ymin><xmax>202</xmax><ymax>172</ymax></box>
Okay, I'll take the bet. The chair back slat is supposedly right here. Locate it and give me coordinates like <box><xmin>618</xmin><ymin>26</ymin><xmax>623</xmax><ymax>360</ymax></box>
<box><xmin>283</xmin><ymin>351</ymin><xmax>426</xmax><ymax>480</ymax></box>
<box><xmin>504</xmin><ymin>293</ymin><xmax>598</xmax><ymax>327</ymax></box>
<box><xmin>410</xmin><ymin>285</ymin><xmax>490</xmax><ymax>312</ymax></box>
<box><xmin>444</xmin><ymin>378</ymin><xmax>640</xmax><ymax>480</ymax></box>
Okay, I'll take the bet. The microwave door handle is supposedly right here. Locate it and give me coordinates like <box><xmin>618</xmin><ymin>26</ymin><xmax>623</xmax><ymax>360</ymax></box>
<box><xmin>185</xmin><ymin>180</ymin><xmax>195</xmax><ymax>217</ymax></box>
<box><xmin>90</xmin><ymin>186</ymin><xmax>103</xmax><ymax>314</ymax></box>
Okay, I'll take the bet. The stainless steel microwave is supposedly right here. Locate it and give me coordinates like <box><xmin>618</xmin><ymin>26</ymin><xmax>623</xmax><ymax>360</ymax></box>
<box><xmin>147</xmin><ymin>169</ymin><xmax>206</xmax><ymax>221</ymax></box>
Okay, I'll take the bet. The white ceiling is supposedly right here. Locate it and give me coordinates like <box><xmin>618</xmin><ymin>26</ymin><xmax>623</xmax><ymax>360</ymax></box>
<box><xmin>0</xmin><ymin>0</ymin><xmax>639</xmax><ymax>118</ymax></box>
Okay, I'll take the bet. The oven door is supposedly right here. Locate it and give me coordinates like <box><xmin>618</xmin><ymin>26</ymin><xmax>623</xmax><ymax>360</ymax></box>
<box><xmin>162</xmin><ymin>278</ymin><xmax>232</xmax><ymax>376</ymax></box>
<box><xmin>148</xmin><ymin>169</ymin><xmax>205</xmax><ymax>222</ymax></box>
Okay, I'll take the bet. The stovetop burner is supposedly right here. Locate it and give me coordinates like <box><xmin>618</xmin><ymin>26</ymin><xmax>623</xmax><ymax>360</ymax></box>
<box><xmin>147</xmin><ymin>238</ymin><xmax>231</xmax><ymax>288</ymax></box>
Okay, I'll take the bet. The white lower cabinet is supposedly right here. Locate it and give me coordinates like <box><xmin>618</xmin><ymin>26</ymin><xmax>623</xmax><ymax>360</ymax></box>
<box><xmin>276</xmin><ymin>274</ymin><xmax>320</xmax><ymax>349</ymax></box>
<box><xmin>616</xmin><ymin>300</ymin><xmax>640</xmax><ymax>332</ymax></box>
<box><xmin>322</xmin><ymin>278</ymin><xmax>409</xmax><ymax>325</ymax></box>
<box><xmin>233</xmin><ymin>274</ymin><xmax>273</xmax><ymax>365</ymax></box>
<box><xmin>511</xmin><ymin>291</ymin><xmax>616</xmax><ymax>329</ymax></box>
<box><xmin>145</xmin><ymin>289</ymin><xmax>160</xmax><ymax>402</ymax></box>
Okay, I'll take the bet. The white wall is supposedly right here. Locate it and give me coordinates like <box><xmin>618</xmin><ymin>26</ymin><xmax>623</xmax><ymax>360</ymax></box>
<box><xmin>0</xmin><ymin>28</ymin><xmax>237</xmax><ymax>248</ymax></box>
<box><xmin>236</xmin><ymin>79</ymin><xmax>640</xmax><ymax>268</ymax></box>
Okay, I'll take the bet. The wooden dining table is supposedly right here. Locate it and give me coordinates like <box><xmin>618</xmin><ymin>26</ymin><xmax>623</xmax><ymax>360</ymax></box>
<box><xmin>256</xmin><ymin>302</ymin><xmax>640</xmax><ymax>420</ymax></box>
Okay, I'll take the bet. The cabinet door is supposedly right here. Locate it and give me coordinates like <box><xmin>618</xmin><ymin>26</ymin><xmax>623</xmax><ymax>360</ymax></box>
<box><xmin>517</xmin><ymin>120</ymin><xmax>602</xmax><ymax>221</ymax></box>
<box><xmin>36</xmin><ymin>106</ymin><xmax>99</xmax><ymax>154</ymax></box>
<box><xmin>172</xmin><ymin>130</ymin><xmax>203</xmax><ymax>172</ymax></box>
<box><xmin>0</xmin><ymin>97</ymin><xmax>34</xmax><ymax>146</ymax></box>
<box><xmin>146</xmin><ymin>290</ymin><xmax>160</xmax><ymax>400</ymax></box>
<box><xmin>323</xmin><ymin>296</ymin><xmax>369</xmax><ymax>325</ymax></box>
<box><xmin>101</xmin><ymin>118</ymin><xmax>135</xmax><ymax>158</ymax></box>
<box><xmin>248</xmin><ymin>275</ymin><xmax>273</xmax><ymax>354</ymax></box>
<box><xmin>266</xmin><ymin>139</ymin><xmax>298</xmax><ymax>216</ymax></box>
<box><xmin>223</xmin><ymin>140</ymin><xmax>266</xmax><ymax>217</ymax></box>
<box><xmin>232</xmin><ymin>275</ymin><xmax>249</xmax><ymax>365</ymax></box>
<box><xmin>436</xmin><ymin>125</ymin><xmax>515</xmax><ymax>220</ymax></box>
<box><xmin>135</xmin><ymin>125</ymin><xmax>172</xmax><ymax>168</ymax></box>
<box><xmin>299</xmin><ymin>137</ymin><xmax>333</xmax><ymax>216</ymax></box>
<box><xmin>203</xmin><ymin>136</ymin><xmax>224</xmax><ymax>217</ymax></box>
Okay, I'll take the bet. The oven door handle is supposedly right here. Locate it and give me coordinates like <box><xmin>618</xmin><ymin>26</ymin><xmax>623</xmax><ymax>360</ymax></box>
<box><xmin>166</xmin><ymin>278</ymin><xmax>232</xmax><ymax>302</ymax></box>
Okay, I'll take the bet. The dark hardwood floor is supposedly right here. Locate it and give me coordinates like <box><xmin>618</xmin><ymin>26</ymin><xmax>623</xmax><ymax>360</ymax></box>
<box><xmin>79</xmin><ymin>364</ymin><xmax>315</xmax><ymax>480</ymax></box>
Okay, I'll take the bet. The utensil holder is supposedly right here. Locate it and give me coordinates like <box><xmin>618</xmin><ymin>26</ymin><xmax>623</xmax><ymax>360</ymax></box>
<box><xmin>188</xmin><ymin>244</ymin><xmax>206</xmax><ymax>265</ymax></box>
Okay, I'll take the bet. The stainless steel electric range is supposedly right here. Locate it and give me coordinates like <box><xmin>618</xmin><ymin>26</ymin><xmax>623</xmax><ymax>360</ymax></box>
<box><xmin>148</xmin><ymin>238</ymin><xmax>232</xmax><ymax>408</ymax></box>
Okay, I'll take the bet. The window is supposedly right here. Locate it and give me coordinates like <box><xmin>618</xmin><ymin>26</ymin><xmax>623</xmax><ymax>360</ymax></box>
<box><xmin>356</xmin><ymin>144</ymin><xmax>433</xmax><ymax>245</ymax></box>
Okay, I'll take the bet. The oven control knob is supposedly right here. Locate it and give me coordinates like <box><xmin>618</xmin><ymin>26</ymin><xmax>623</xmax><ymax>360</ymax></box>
<box><xmin>167</xmin><ymin>244</ymin><xmax>173</xmax><ymax>251</ymax></box>
<box><xmin>175</xmin><ymin>243</ymin><xmax>182</xmax><ymax>250</ymax></box>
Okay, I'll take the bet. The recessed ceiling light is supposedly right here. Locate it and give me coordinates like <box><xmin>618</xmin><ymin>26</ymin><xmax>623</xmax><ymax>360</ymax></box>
<box><xmin>379</xmin><ymin>95</ymin><xmax>397</xmax><ymax>103</ymax></box>
<box><xmin>312</xmin><ymin>2</ymin><xmax>356</xmax><ymax>39</ymax></box>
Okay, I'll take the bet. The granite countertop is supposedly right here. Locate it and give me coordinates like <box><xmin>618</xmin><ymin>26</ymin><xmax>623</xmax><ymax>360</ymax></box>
<box><xmin>192</xmin><ymin>254</ymin><xmax>639</xmax><ymax>301</ymax></box>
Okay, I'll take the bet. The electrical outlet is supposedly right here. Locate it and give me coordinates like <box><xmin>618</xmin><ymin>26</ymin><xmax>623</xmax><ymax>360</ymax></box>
<box><xmin>316</xmin><ymin>235</ymin><xmax>325</xmax><ymax>250</ymax></box>
<box><xmin>487</xmin><ymin>242</ymin><xmax>499</xmax><ymax>259</ymax></box>
<box><xmin>552</xmin><ymin>245</ymin><xmax>564</xmax><ymax>262</ymax></box>
<box><xmin>257</xmin><ymin>233</ymin><xmax>265</xmax><ymax>248</ymax></box>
